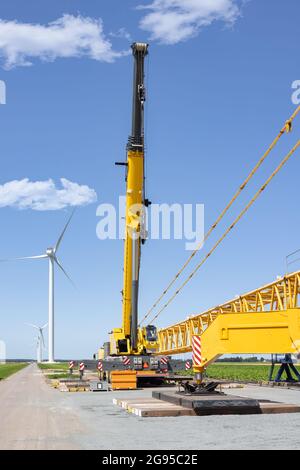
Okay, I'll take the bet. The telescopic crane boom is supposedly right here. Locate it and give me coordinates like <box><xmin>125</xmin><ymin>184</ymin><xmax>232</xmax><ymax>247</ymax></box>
<box><xmin>110</xmin><ymin>43</ymin><xmax>159</xmax><ymax>356</ymax></box>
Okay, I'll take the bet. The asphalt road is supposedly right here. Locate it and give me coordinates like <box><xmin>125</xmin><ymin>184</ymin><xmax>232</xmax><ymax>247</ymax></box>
<box><xmin>1</xmin><ymin>363</ymin><xmax>300</xmax><ymax>450</ymax></box>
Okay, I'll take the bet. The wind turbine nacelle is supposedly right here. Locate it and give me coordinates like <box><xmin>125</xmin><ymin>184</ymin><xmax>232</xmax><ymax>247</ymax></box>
<box><xmin>46</xmin><ymin>248</ymin><xmax>54</xmax><ymax>256</ymax></box>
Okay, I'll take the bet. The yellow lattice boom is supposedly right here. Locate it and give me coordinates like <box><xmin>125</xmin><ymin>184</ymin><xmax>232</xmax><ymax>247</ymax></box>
<box><xmin>158</xmin><ymin>271</ymin><xmax>300</xmax><ymax>365</ymax></box>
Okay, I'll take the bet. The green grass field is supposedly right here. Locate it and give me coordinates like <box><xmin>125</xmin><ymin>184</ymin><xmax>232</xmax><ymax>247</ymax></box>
<box><xmin>39</xmin><ymin>362</ymin><xmax>289</xmax><ymax>383</ymax></box>
<box><xmin>38</xmin><ymin>363</ymin><xmax>85</xmax><ymax>380</ymax></box>
<box><xmin>0</xmin><ymin>363</ymin><xmax>28</xmax><ymax>380</ymax></box>
<box><xmin>181</xmin><ymin>363</ymin><xmax>281</xmax><ymax>382</ymax></box>
<box><xmin>38</xmin><ymin>362</ymin><xmax>69</xmax><ymax>371</ymax></box>
<box><xmin>47</xmin><ymin>373</ymin><xmax>80</xmax><ymax>380</ymax></box>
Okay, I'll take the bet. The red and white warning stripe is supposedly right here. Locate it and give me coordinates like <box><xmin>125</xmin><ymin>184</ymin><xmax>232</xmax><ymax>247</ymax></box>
<box><xmin>79</xmin><ymin>362</ymin><xmax>85</xmax><ymax>371</ymax></box>
<box><xmin>160</xmin><ymin>357</ymin><xmax>169</xmax><ymax>373</ymax></box>
<box><xmin>185</xmin><ymin>360</ymin><xmax>192</xmax><ymax>370</ymax></box>
<box><xmin>97</xmin><ymin>361</ymin><xmax>103</xmax><ymax>371</ymax></box>
<box><xmin>192</xmin><ymin>335</ymin><xmax>202</xmax><ymax>366</ymax></box>
<box><xmin>69</xmin><ymin>360</ymin><xmax>74</xmax><ymax>369</ymax></box>
<box><xmin>122</xmin><ymin>356</ymin><xmax>131</xmax><ymax>366</ymax></box>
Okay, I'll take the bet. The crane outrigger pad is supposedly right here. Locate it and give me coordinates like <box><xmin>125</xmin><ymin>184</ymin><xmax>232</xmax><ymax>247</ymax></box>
<box><xmin>153</xmin><ymin>391</ymin><xmax>262</xmax><ymax>415</ymax></box>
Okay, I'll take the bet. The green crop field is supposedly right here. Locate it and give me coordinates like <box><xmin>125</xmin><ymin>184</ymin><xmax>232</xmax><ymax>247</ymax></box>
<box><xmin>0</xmin><ymin>363</ymin><xmax>28</xmax><ymax>380</ymax></box>
<box><xmin>205</xmin><ymin>363</ymin><xmax>281</xmax><ymax>382</ymax></box>
<box><xmin>181</xmin><ymin>363</ymin><xmax>282</xmax><ymax>382</ymax></box>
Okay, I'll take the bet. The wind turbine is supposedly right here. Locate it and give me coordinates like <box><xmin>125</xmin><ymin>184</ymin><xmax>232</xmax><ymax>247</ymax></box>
<box><xmin>1</xmin><ymin>211</ymin><xmax>75</xmax><ymax>363</ymax></box>
<box><xmin>27</xmin><ymin>323</ymin><xmax>47</xmax><ymax>363</ymax></box>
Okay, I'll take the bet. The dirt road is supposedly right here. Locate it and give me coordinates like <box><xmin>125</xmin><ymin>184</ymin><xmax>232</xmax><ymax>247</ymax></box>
<box><xmin>0</xmin><ymin>363</ymin><xmax>84</xmax><ymax>449</ymax></box>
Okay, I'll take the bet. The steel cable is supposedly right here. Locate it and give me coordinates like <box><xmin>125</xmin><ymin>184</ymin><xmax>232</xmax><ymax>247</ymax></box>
<box><xmin>149</xmin><ymin>139</ymin><xmax>300</xmax><ymax>324</ymax></box>
<box><xmin>140</xmin><ymin>106</ymin><xmax>300</xmax><ymax>325</ymax></box>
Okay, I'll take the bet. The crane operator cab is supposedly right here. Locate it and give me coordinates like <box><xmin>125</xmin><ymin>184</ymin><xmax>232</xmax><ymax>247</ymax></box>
<box><xmin>145</xmin><ymin>325</ymin><xmax>158</xmax><ymax>342</ymax></box>
<box><xmin>138</xmin><ymin>325</ymin><xmax>159</xmax><ymax>355</ymax></box>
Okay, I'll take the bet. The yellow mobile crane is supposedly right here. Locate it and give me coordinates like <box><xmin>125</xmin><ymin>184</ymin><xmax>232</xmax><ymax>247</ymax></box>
<box><xmin>110</xmin><ymin>42</ymin><xmax>158</xmax><ymax>356</ymax></box>
<box><xmin>97</xmin><ymin>43</ymin><xmax>161</xmax><ymax>363</ymax></box>
<box><xmin>98</xmin><ymin>42</ymin><xmax>300</xmax><ymax>390</ymax></box>
<box><xmin>98</xmin><ymin>44</ymin><xmax>186</xmax><ymax>386</ymax></box>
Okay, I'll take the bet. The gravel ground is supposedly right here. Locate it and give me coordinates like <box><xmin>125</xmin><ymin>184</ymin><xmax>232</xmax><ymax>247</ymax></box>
<box><xmin>1</xmin><ymin>363</ymin><xmax>300</xmax><ymax>450</ymax></box>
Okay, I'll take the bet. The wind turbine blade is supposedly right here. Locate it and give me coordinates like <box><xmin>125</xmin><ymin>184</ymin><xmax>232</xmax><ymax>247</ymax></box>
<box><xmin>40</xmin><ymin>330</ymin><xmax>45</xmax><ymax>348</ymax></box>
<box><xmin>0</xmin><ymin>255</ymin><xmax>47</xmax><ymax>262</ymax></box>
<box><xmin>54</xmin><ymin>209</ymin><xmax>75</xmax><ymax>253</ymax></box>
<box><xmin>41</xmin><ymin>323</ymin><xmax>48</xmax><ymax>330</ymax></box>
<box><xmin>25</xmin><ymin>323</ymin><xmax>39</xmax><ymax>330</ymax></box>
<box><xmin>54</xmin><ymin>257</ymin><xmax>76</xmax><ymax>288</ymax></box>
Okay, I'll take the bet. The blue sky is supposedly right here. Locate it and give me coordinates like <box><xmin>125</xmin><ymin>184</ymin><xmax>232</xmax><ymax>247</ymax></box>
<box><xmin>0</xmin><ymin>0</ymin><xmax>300</xmax><ymax>359</ymax></box>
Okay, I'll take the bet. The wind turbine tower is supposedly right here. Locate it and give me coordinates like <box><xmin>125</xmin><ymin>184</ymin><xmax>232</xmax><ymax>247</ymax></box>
<box><xmin>2</xmin><ymin>211</ymin><xmax>75</xmax><ymax>363</ymax></box>
<box><xmin>27</xmin><ymin>323</ymin><xmax>47</xmax><ymax>363</ymax></box>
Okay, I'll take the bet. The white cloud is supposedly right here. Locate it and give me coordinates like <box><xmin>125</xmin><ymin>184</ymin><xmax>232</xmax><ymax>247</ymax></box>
<box><xmin>0</xmin><ymin>178</ymin><xmax>97</xmax><ymax>211</ymax></box>
<box><xmin>0</xmin><ymin>14</ymin><xmax>128</xmax><ymax>69</ymax></box>
<box><xmin>109</xmin><ymin>28</ymin><xmax>132</xmax><ymax>42</ymax></box>
<box><xmin>138</xmin><ymin>0</ymin><xmax>241</xmax><ymax>44</ymax></box>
